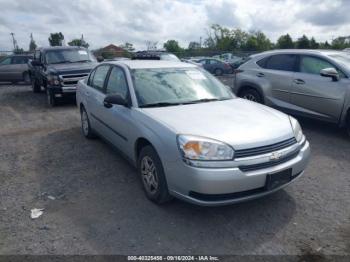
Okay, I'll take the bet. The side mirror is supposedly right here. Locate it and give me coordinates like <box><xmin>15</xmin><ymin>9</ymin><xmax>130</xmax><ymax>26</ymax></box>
<box><xmin>103</xmin><ymin>94</ymin><xmax>128</xmax><ymax>108</ymax></box>
<box><xmin>320</xmin><ymin>68</ymin><xmax>339</xmax><ymax>81</ymax></box>
<box><xmin>97</xmin><ymin>56</ymin><xmax>104</xmax><ymax>62</ymax></box>
<box><xmin>31</xmin><ymin>60</ymin><xmax>42</xmax><ymax>67</ymax></box>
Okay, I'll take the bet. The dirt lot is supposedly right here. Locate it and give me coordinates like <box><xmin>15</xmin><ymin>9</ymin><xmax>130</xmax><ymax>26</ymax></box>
<box><xmin>0</xmin><ymin>81</ymin><xmax>349</xmax><ymax>256</ymax></box>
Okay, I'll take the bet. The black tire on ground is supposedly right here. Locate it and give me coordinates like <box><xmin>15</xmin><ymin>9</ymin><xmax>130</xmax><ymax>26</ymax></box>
<box><xmin>214</xmin><ymin>68</ymin><xmax>223</xmax><ymax>76</ymax></box>
<box><xmin>138</xmin><ymin>145</ymin><xmax>172</xmax><ymax>204</ymax></box>
<box><xmin>47</xmin><ymin>89</ymin><xmax>57</xmax><ymax>107</ymax></box>
<box><xmin>32</xmin><ymin>78</ymin><xmax>41</xmax><ymax>93</ymax></box>
<box><xmin>23</xmin><ymin>72</ymin><xmax>31</xmax><ymax>84</ymax></box>
<box><xmin>80</xmin><ymin>107</ymin><xmax>96</xmax><ymax>139</ymax></box>
<box><xmin>239</xmin><ymin>88</ymin><xmax>263</xmax><ymax>104</ymax></box>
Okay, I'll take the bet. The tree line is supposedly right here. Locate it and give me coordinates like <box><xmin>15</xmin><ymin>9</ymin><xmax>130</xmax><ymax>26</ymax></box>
<box><xmin>10</xmin><ymin>24</ymin><xmax>350</xmax><ymax>57</ymax></box>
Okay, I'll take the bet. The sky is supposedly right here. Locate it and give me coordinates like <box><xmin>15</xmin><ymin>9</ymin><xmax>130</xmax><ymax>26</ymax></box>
<box><xmin>1</xmin><ymin>0</ymin><xmax>350</xmax><ymax>51</ymax></box>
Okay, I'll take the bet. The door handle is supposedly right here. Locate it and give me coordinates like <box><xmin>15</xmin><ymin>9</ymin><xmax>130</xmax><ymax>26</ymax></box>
<box><xmin>103</xmin><ymin>101</ymin><xmax>113</xmax><ymax>109</ymax></box>
<box><xmin>256</xmin><ymin>72</ymin><xmax>265</xmax><ymax>77</ymax></box>
<box><xmin>294</xmin><ymin>79</ymin><xmax>305</xmax><ymax>85</ymax></box>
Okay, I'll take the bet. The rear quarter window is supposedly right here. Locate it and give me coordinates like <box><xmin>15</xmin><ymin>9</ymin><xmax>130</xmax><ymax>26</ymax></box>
<box><xmin>257</xmin><ymin>54</ymin><xmax>296</xmax><ymax>72</ymax></box>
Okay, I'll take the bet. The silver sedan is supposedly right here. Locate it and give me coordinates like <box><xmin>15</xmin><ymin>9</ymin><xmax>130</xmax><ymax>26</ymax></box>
<box><xmin>76</xmin><ymin>60</ymin><xmax>310</xmax><ymax>206</ymax></box>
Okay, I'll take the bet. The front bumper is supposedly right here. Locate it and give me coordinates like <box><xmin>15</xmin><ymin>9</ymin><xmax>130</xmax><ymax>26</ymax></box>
<box><xmin>166</xmin><ymin>140</ymin><xmax>310</xmax><ymax>206</ymax></box>
<box><xmin>48</xmin><ymin>85</ymin><xmax>77</xmax><ymax>96</ymax></box>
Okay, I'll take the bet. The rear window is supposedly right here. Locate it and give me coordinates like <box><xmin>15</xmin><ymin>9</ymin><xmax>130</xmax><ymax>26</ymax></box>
<box><xmin>257</xmin><ymin>54</ymin><xmax>296</xmax><ymax>72</ymax></box>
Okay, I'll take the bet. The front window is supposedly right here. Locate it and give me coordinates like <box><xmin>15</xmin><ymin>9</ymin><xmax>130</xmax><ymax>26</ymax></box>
<box><xmin>45</xmin><ymin>49</ymin><xmax>95</xmax><ymax>64</ymax></box>
<box><xmin>132</xmin><ymin>68</ymin><xmax>233</xmax><ymax>107</ymax></box>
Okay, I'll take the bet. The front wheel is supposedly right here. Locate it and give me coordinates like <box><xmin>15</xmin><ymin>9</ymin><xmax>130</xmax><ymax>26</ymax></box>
<box><xmin>214</xmin><ymin>68</ymin><xmax>223</xmax><ymax>76</ymax></box>
<box><xmin>32</xmin><ymin>78</ymin><xmax>41</xmax><ymax>93</ymax></box>
<box><xmin>23</xmin><ymin>72</ymin><xmax>31</xmax><ymax>84</ymax></box>
<box><xmin>138</xmin><ymin>146</ymin><xmax>172</xmax><ymax>204</ymax></box>
<box><xmin>239</xmin><ymin>88</ymin><xmax>263</xmax><ymax>104</ymax></box>
<box><xmin>47</xmin><ymin>89</ymin><xmax>57</xmax><ymax>107</ymax></box>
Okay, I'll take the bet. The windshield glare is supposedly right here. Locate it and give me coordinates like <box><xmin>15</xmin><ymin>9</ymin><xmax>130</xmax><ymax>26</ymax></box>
<box><xmin>160</xmin><ymin>54</ymin><xmax>180</xmax><ymax>62</ymax></box>
<box><xmin>132</xmin><ymin>68</ymin><xmax>233</xmax><ymax>107</ymax></box>
<box><xmin>45</xmin><ymin>49</ymin><xmax>95</xmax><ymax>64</ymax></box>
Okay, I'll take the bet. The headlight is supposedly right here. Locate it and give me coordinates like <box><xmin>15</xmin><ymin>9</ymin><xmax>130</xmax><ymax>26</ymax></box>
<box><xmin>47</xmin><ymin>74</ymin><xmax>60</xmax><ymax>86</ymax></box>
<box><xmin>177</xmin><ymin>135</ymin><xmax>234</xmax><ymax>161</ymax></box>
<box><xmin>289</xmin><ymin>116</ymin><xmax>304</xmax><ymax>142</ymax></box>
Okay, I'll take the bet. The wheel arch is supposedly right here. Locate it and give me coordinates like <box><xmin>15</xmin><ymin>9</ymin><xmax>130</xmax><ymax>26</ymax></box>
<box><xmin>237</xmin><ymin>83</ymin><xmax>265</xmax><ymax>103</ymax></box>
<box><xmin>134</xmin><ymin>137</ymin><xmax>154</xmax><ymax>162</ymax></box>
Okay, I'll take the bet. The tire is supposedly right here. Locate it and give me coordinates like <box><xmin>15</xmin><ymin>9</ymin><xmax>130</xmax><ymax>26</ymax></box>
<box><xmin>138</xmin><ymin>145</ymin><xmax>172</xmax><ymax>204</ymax></box>
<box><xmin>32</xmin><ymin>78</ymin><xmax>41</xmax><ymax>93</ymax></box>
<box><xmin>47</xmin><ymin>89</ymin><xmax>57</xmax><ymax>107</ymax></box>
<box><xmin>239</xmin><ymin>88</ymin><xmax>263</xmax><ymax>104</ymax></box>
<box><xmin>346</xmin><ymin>113</ymin><xmax>350</xmax><ymax>137</ymax></box>
<box><xmin>23</xmin><ymin>72</ymin><xmax>30</xmax><ymax>84</ymax></box>
<box><xmin>80</xmin><ymin>107</ymin><xmax>96</xmax><ymax>139</ymax></box>
<box><xmin>214</xmin><ymin>68</ymin><xmax>223</xmax><ymax>76</ymax></box>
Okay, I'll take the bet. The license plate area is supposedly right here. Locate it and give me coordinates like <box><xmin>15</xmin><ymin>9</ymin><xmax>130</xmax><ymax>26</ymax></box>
<box><xmin>265</xmin><ymin>169</ymin><xmax>292</xmax><ymax>191</ymax></box>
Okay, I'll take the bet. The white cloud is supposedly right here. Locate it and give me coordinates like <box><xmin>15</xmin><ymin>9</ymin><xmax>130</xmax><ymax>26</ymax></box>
<box><xmin>0</xmin><ymin>0</ymin><xmax>349</xmax><ymax>51</ymax></box>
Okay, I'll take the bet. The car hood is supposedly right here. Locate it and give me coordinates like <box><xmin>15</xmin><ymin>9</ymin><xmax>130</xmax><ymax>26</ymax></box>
<box><xmin>141</xmin><ymin>98</ymin><xmax>295</xmax><ymax>150</ymax></box>
<box><xmin>47</xmin><ymin>62</ymin><xmax>97</xmax><ymax>74</ymax></box>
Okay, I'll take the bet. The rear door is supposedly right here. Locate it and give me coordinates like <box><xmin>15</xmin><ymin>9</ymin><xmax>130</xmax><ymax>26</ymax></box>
<box><xmin>255</xmin><ymin>54</ymin><xmax>297</xmax><ymax>107</ymax></box>
<box><xmin>11</xmin><ymin>56</ymin><xmax>29</xmax><ymax>80</ymax></box>
<box><xmin>0</xmin><ymin>57</ymin><xmax>13</xmax><ymax>81</ymax></box>
<box><xmin>85</xmin><ymin>65</ymin><xmax>111</xmax><ymax>138</ymax></box>
<box><xmin>290</xmin><ymin>55</ymin><xmax>347</xmax><ymax>122</ymax></box>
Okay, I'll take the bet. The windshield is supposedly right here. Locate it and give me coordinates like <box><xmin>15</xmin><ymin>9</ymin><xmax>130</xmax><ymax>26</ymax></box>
<box><xmin>45</xmin><ymin>49</ymin><xmax>95</xmax><ymax>64</ymax></box>
<box><xmin>132</xmin><ymin>68</ymin><xmax>234</xmax><ymax>107</ymax></box>
<box><xmin>160</xmin><ymin>54</ymin><xmax>180</xmax><ymax>62</ymax></box>
<box><xmin>329</xmin><ymin>54</ymin><xmax>350</xmax><ymax>68</ymax></box>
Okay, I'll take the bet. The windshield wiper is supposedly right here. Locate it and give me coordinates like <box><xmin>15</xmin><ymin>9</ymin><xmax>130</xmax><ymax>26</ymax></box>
<box><xmin>182</xmin><ymin>98</ymin><xmax>221</xmax><ymax>104</ymax></box>
<box><xmin>50</xmin><ymin>60</ymin><xmax>72</xmax><ymax>64</ymax></box>
<box><xmin>140</xmin><ymin>102</ymin><xmax>182</xmax><ymax>108</ymax></box>
<box><xmin>73</xmin><ymin>60</ymin><xmax>91</xmax><ymax>63</ymax></box>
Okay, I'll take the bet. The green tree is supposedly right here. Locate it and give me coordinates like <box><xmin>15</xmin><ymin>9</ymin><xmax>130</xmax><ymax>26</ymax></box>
<box><xmin>332</xmin><ymin>36</ymin><xmax>350</xmax><ymax>49</ymax></box>
<box><xmin>188</xmin><ymin>41</ymin><xmax>201</xmax><ymax>50</ymax></box>
<box><xmin>296</xmin><ymin>35</ymin><xmax>310</xmax><ymax>49</ymax></box>
<box><xmin>48</xmin><ymin>32</ymin><xmax>64</xmax><ymax>46</ymax></box>
<box><xmin>163</xmin><ymin>40</ymin><xmax>182</xmax><ymax>53</ymax></box>
<box><xmin>68</xmin><ymin>39</ymin><xmax>89</xmax><ymax>48</ymax></box>
<box><xmin>276</xmin><ymin>34</ymin><xmax>294</xmax><ymax>49</ymax></box>
<box><xmin>319</xmin><ymin>41</ymin><xmax>331</xmax><ymax>49</ymax></box>
<box><xmin>309</xmin><ymin>37</ymin><xmax>319</xmax><ymax>49</ymax></box>
<box><xmin>29</xmin><ymin>33</ymin><xmax>37</xmax><ymax>51</ymax></box>
<box><xmin>120</xmin><ymin>42</ymin><xmax>135</xmax><ymax>52</ymax></box>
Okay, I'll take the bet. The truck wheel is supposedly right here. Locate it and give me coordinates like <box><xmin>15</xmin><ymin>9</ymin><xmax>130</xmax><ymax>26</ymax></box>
<box><xmin>138</xmin><ymin>145</ymin><xmax>172</xmax><ymax>204</ymax></box>
<box><xmin>80</xmin><ymin>107</ymin><xmax>96</xmax><ymax>139</ymax></box>
<box><xmin>23</xmin><ymin>72</ymin><xmax>30</xmax><ymax>84</ymax></box>
<box><xmin>239</xmin><ymin>88</ymin><xmax>263</xmax><ymax>104</ymax></box>
<box><xmin>47</xmin><ymin>89</ymin><xmax>57</xmax><ymax>107</ymax></box>
<box><xmin>32</xmin><ymin>78</ymin><xmax>41</xmax><ymax>93</ymax></box>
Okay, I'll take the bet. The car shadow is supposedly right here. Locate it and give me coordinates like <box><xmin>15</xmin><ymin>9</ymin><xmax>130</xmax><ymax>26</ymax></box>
<box><xmin>34</xmin><ymin>127</ymin><xmax>297</xmax><ymax>254</ymax></box>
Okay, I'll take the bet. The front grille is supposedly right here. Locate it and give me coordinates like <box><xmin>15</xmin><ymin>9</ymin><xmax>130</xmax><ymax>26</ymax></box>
<box><xmin>239</xmin><ymin>150</ymin><xmax>299</xmax><ymax>172</ymax></box>
<box><xmin>59</xmin><ymin>73</ymin><xmax>89</xmax><ymax>87</ymax></box>
<box><xmin>235</xmin><ymin>137</ymin><xmax>297</xmax><ymax>158</ymax></box>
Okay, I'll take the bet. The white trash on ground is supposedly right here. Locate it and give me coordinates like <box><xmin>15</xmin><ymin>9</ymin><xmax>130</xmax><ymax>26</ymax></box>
<box><xmin>30</xmin><ymin>208</ymin><xmax>44</xmax><ymax>219</ymax></box>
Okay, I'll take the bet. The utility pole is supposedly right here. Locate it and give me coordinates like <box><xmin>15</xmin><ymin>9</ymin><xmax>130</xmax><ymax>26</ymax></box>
<box><xmin>10</xmin><ymin>32</ymin><xmax>18</xmax><ymax>50</ymax></box>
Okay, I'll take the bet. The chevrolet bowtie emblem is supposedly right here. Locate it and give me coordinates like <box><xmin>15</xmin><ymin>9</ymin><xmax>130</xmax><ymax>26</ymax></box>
<box><xmin>270</xmin><ymin>151</ymin><xmax>282</xmax><ymax>161</ymax></box>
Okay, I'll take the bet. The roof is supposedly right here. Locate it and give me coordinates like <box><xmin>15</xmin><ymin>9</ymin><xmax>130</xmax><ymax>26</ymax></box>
<box><xmin>105</xmin><ymin>60</ymin><xmax>197</xmax><ymax>69</ymax></box>
<box><xmin>253</xmin><ymin>49</ymin><xmax>347</xmax><ymax>58</ymax></box>
<box><xmin>38</xmin><ymin>46</ymin><xmax>87</xmax><ymax>51</ymax></box>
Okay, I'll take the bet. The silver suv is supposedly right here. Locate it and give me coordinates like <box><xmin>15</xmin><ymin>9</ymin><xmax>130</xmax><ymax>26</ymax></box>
<box><xmin>233</xmin><ymin>50</ymin><xmax>350</xmax><ymax>135</ymax></box>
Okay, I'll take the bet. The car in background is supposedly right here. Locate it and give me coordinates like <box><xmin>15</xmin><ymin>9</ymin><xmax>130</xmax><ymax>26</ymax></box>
<box><xmin>233</xmin><ymin>49</ymin><xmax>350</xmax><ymax>136</ymax></box>
<box><xmin>132</xmin><ymin>51</ymin><xmax>180</xmax><ymax>62</ymax></box>
<box><xmin>76</xmin><ymin>60</ymin><xmax>310</xmax><ymax>206</ymax></box>
<box><xmin>181</xmin><ymin>59</ymin><xmax>203</xmax><ymax>68</ymax></box>
<box><xmin>0</xmin><ymin>54</ymin><xmax>33</xmax><ymax>84</ymax></box>
<box><xmin>28</xmin><ymin>46</ymin><xmax>97</xmax><ymax>106</ymax></box>
<box><xmin>213</xmin><ymin>53</ymin><xmax>242</xmax><ymax>65</ymax></box>
<box><xmin>194</xmin><ymin>58</ymin><xmax>232</xmax><ymax>76</ymax></box>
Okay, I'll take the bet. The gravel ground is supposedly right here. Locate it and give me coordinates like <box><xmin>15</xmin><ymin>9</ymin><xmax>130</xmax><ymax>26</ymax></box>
<box><xmin>0</xmin><ymin>82</ymin><xmax>349</xmax><ymax>257</ymax></box>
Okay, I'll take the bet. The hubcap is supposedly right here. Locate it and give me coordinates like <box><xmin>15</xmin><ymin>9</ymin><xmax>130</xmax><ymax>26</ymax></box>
<box><xmin>81</xmin><ymin>111</ymin><xmax>89</xmax><ymax>136</ymax></box>
<box><xmin>243</xmin><ymin>93</ymin><xmax>257</xmax><ymax>102</ymax></box>
<box><xmin>140</xmin><ymin>156</ymin><xmax>158</xmax><ymax>195</ymax></box>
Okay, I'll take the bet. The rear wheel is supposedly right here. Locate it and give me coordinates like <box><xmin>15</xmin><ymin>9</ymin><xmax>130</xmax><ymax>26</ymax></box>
<box><xmin>239</xmin><ymin>88</ymin><xmax>263</xmax><ymax>103</ymax></box>
<box><xmin>23</xmin><ymin>72</ymin><xmax>30</xmax><ymax>84</ymax></box>
<box><xmin>138</xmin><ymin>146</ymin><xmax>172</xmax><ymax>204</ymax></box>
<box><xmin>80</xmin><ymin>107</ymin><xmax>96</xmax><ymax>139</ymax></box>
<box><xmin>214</xmin><ymin>68</ymin><xmax>223</xmax><ymax>76</ymax></box>
<box><xmin>32</xmin><ymin>78</ymin><xmax>41</xmax><ymax>93</ymax></box>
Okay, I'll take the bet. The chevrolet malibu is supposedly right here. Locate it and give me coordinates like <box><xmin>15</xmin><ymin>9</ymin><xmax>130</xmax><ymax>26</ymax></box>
<box><xmin>76</xmin><ymin>60</ymin><xmax>310</xmax><ymax>206</ymax></box>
